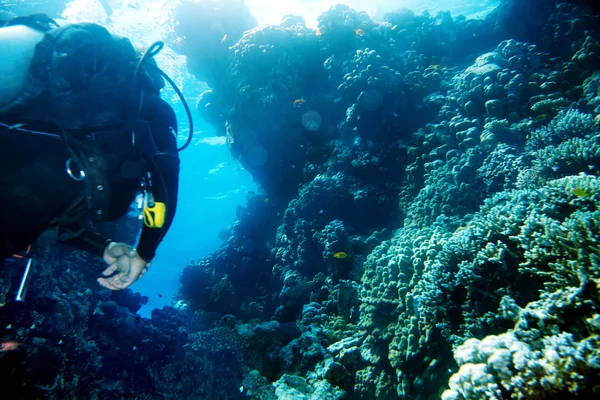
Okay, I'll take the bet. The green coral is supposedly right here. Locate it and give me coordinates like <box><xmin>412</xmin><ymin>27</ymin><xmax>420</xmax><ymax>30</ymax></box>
<box><xmin>354</xmin><ymin>174</ymin><xmax>600</xmax><ymax>398</ymax></box>
<box><xmin>273</xmin><ymin>373</ymin><xmax>345</xmax><ymax>400</ymax></box>
<box><xmin>442</xmin><ymin>175</ymin><xmax>600</xmax><ymax>399</ymax></box>
<box><xmin>583</xmin><ymin>70</ymin><xmax>600</xmax><ymax>113</ymax></box>
<box><xmin>442</xmin><ymin>331</ymin><xmax>600</xmax><ymax>400</ymax></box>
<box><xmin>476</xmin><ymin>143</ymin><xmax>523</xmax><ymax>194</ymax></box>
<box><xmin>480</xmin><ymin>119</ymin><xmax>510</xmax><ymax>148</ymax></box>
<box><xmin>514</xmin><ymin>135</ymin><xmax>600</xmax><ymax>191</ymax></box>
<box><xmin>443</xmin><ymin>280</ymin><xmax>600</xmax><ymax>400</ymax></box>
<box><xmin>527</xmin><ymin>108</ymin><xmax>597</xmax><ymax>150</ymax></box>
<box><xmin>530</xmin><ymin>97</ymin><xmax>571</xmax><ymax>114</ymax></box>
<box><xmin>517</xmin><ymin>175</ymin><xmax>600</xmax><ymax>290</ymax></box>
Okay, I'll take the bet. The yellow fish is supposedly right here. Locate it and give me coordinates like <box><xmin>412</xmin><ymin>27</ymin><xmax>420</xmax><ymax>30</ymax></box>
<box><xmin>315</xmin><ymin>28</ymin><xmax>323</xmax><ymax>37</ymax></box>
<box><xmin>534</xmin><ymin>114</ymin><xmax>548</xmax><ymax>122</ymax></box>
<box><xmin>430</xmin><ymin>64</ymin><xmax>443</xmax><ymax>71</ymax></box>
<box><xmin>333</xmin><ymin>252</ymin><xmax>348</xmax><ymax>259</ymax></box>
<box><xmin>293</xmin><ymin>98</ymin><xmax>305</xmax><ymax>106</ymax></box>
<box><xmin>572</xmin><ymin>187</ymin><xmax>589</xmax><ymax>197</ymax></box>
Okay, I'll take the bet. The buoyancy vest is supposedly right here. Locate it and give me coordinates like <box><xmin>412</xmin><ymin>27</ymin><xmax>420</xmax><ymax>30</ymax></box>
<box><xmin>0</xmin><ymin>15</ymin><xmax>165</xmax><ymax>224</ymax></box>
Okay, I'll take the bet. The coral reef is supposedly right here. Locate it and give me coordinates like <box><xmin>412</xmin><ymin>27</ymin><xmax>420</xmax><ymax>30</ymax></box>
<box><xmin>0</xmin><ymin>223</ymin><xmax>244</xmax><ymax>399</ymax></box>
<box><xmin>173</xmin><ymin>1</ymin><xmax>600</xmax><ymax>398</ymax></box>
<box><xmin>3</xmin><ymin>0</ymin><xmax>600</xmax><ymax>399</ymax></box>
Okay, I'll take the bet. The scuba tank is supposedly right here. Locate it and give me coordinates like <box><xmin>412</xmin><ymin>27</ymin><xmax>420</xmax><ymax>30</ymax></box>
<box><xmin>0</xmin><ymin>25</ymin><xmax>45</xmax><ymax>107</ymax></box>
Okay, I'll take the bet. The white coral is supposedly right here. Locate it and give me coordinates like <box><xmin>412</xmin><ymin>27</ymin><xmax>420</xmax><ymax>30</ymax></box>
<box><xmin>444</xmin><ymin>331</ymin><xmax>592</xmax><ymax>399</ymax></box>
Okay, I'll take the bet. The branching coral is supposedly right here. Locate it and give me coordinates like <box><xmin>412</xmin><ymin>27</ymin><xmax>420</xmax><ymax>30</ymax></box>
<box><xmin>442</xmin><ymin>331</ymin><xmax>600</xmax><ymax>400</ymax></box>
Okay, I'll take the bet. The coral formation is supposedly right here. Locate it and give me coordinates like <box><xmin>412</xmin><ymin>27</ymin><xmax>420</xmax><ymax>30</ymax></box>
<box><xmin>3</xmin><ymin>1</ymin><xmax>600</xmax><ymax>399</ymax></box>
<box><xmin>172</xmin><ymin>1</ymin><xmax>600</xmax><ymax>398</ymax></box>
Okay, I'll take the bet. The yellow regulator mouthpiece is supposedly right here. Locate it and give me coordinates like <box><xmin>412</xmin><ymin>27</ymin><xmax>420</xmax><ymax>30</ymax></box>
<box><xmin>143</xmin><ymin>202</ymin><xmax>166</xmax><ymax>228</ymax></box>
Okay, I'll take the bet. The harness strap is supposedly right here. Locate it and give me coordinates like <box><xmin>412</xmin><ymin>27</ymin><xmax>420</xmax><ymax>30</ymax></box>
<box><xmin>50</xmin><ymin>196</ymin><xmax>87</xmax><ymax>232</ymax></box>
<box><xmin>62</xmin><ymin>131</ymin><xmax>111</xmax><ymax>222</ymax></box>
<box><xmin>133</xmin><ymin>91</ymin><xmax>159</xmax><ymax>157</ymax></box>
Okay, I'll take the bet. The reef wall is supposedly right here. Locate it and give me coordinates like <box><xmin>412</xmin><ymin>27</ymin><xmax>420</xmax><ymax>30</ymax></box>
<box><xmin>174</xmin><ymin>0</ymin><xmax>600</xmax><ymax>398</ymax></box>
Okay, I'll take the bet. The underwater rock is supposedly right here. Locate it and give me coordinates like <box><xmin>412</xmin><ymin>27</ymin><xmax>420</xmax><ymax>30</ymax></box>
<box><xmin>173</xmin><ymin>0</ymin><xmax>258</xmax><ymax>85</ymax></box>
<box><xmin>484</xmin><ymin>99</ymin><xmax>504</xmax><ymax>118</ymax></box>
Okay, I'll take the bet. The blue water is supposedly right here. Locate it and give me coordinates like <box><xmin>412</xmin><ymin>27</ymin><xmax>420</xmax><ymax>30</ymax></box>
<box><xmin>133</xmin><ymin>112</ymin><xmax>257</xmax><ymax>316</ymax></box>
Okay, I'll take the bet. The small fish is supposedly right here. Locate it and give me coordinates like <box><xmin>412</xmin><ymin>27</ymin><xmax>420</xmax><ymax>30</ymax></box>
<box><xmin>0</xmin><ymin>340</ymin><xmax>22</xmax><ymax>352</ymax></box>
<box><xmin>220</xmin><ymin>34</ymin><xmax>227</xmax><ymax>44</ymax></box>
<box><xmin>263</xmin><ymin>198</ymin><xmax>269</xmax><ymax>203</ymax></box>
<box><xmin>430</xmin><ymin>64</ymin><xmax>443</xmax><ymax>71</ymax></box>
<box><xmin>333</xmin><ymin>251</ymin><xmax>348</xmax><ymax>259</ymax></box>
<box><xmin>158</xmin><ymin>293</ymin><xmax>163</xmax><ymax>298</ymax></box>
<box><xmin>572</xmin><ymin>187</ymin><xmax>589</xmax><ymax>197</ymax></box>
<box><xmin>294</xmin><ymin>98</ymin><xmax>305</xmax><ymax>106</ymax></box>
<box><xmin>315</xmin><ymin>28</ymin><xmax>323</xmax><ymax>37</ymax></box>
<box><xmin>355</xmin><ymin>29</ymin><xmax>365</xmax><ymax>36</ymax></box>
<box><xmin>534</xmin><ymin>114</ymin><xmax>548</xmax><ymax>122</ymax></box>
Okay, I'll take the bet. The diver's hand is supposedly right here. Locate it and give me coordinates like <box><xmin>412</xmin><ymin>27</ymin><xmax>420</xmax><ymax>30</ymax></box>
<box><xmin>98</xmin><ymin>252</ymin><xmax>150</xmax><ymax>291</ymax></box>
<box><xmin>102</xmin><ymin>242</ymin><xmax>136</xmax><ymax>265</ymax></box>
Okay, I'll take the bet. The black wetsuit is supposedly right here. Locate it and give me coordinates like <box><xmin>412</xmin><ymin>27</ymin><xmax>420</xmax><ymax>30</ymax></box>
<box><xmin>0</xmin><ymin>18</ymin><xmax>180</xmax><ymax>263</ymax></box>
<box><xmin>0</xmin><ymin>94</ymin><xmax>179</xmax><ymax>262</ymax></box>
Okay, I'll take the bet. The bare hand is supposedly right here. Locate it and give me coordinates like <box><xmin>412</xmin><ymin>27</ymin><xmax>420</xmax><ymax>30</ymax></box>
<box><xmin>102</xmin><ymin>242</ymin><xmax>136</xmax><ymax>265</ymax></box>
<box><xmin>99</xmin><ymin>243</ymin><xmax>150</xmax><ymax>290</ymax></box>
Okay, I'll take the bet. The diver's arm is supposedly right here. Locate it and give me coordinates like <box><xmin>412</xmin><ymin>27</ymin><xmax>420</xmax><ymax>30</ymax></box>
<box><xmin>56</xmin><ymin>223</ymin><xmax>112</xmax><ymax>258</ymax></box>
<box><xmin>58</xmin><ymin>224</ymin><xmax>139</xmax><ymax>268</ymax></box>
<box><xmin>136</xmin><ymin>96</ymin><xmax>180</xmax><ymax>262</ymax></box>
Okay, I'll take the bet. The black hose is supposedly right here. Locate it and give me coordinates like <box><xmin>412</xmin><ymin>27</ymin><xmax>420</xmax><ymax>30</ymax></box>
<box><xmin>158</xmin><ymin>69</ymin><xmax>194</xmax><ymax>152</ymax></box>
<box><xmin>132</xmin><ymin>41</ymin><xmax>194</xmax><ymax>152</ymax></box>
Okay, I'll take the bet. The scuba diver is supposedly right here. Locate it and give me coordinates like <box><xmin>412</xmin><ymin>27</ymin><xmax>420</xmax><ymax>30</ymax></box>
<box><xmin>0</xmin><ymin>14</ymin><xmax>193</xmax><ymax>293</ymax></box>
